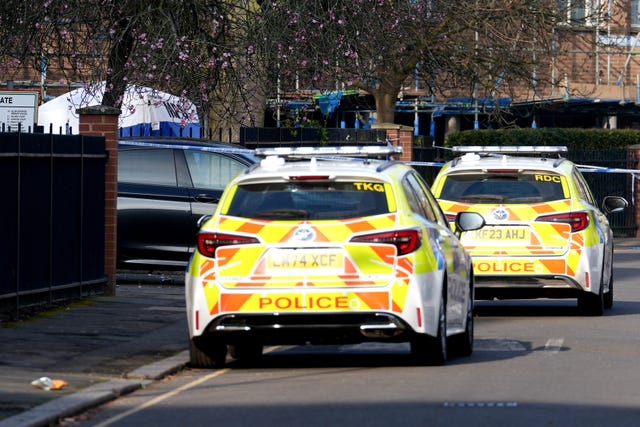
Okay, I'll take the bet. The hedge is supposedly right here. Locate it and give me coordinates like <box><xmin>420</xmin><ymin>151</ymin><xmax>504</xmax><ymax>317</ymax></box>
<box><xmin>445</xmin><ymin>128</ymin><xmax>640</xmax><ymax>150</ymax></box>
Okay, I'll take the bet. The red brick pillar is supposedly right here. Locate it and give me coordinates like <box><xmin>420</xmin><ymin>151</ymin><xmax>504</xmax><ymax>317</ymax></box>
<box><xmin>372</xmin><ymin>123</ymin><xmax>413</xmax><ymax>162</ymax></box>
<box><xmin>77</xmin><ymin>105</ymin><xmax>120</xmax><ymax>295</ymax></box>
<box><xmin>629</xmin><ymin>145</ymin><xmax>640</xmax><ymax>238</ymax></box>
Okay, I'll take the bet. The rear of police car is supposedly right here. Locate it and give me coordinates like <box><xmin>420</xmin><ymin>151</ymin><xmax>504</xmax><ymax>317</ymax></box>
<box><xmin>431</xmin><ymin>146</ymin><xmax>619</xmax><ymax>315</ymax></box>
<box><xmin>185</xmin><ymin>146</ymin><xmax>469</xmax><ymax>367</ymax></box>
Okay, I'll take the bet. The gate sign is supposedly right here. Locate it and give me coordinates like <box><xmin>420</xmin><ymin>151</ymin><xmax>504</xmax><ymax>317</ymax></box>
<box><xmin>0</xmin><ymin>90</ymin><xmax>39</xmax><ymax>131</ymax></box>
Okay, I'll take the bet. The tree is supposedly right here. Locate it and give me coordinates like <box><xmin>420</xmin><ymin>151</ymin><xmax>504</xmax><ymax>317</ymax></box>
<box><xmin>0</xmin><ymin>0</ymin><xmax>622</xmax><ymax>133</ymax></box>
<box><xmin>256</xmin><ymin>0</ymin><xmax>594</xmax><ymax>125</ymax></box>
<box><xmin>0</xmin><ymin>0</ymin><xmax>267</xmax><ymax>134</ymax></box>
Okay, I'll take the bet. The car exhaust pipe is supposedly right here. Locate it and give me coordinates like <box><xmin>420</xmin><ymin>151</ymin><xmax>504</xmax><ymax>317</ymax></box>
<box><xmin>359</xmin><ymin>323</ymin><xmax>403</xmax><ymax>338</ymax></box>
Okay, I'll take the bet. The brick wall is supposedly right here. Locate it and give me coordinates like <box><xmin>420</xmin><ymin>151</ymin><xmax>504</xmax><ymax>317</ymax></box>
<box><xmin>77</xmin><ymin>105</ymin><xmax>120</xmax><ymax>295</ymax></box>
<box><xmin>372</xmin><ymin>123</ymin><xmax>413</xmax><ymax>162</ymax></box>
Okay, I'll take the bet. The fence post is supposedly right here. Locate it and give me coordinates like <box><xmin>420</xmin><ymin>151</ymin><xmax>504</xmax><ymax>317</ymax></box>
<box><xmin>372</xmin><ymin>123</ymin><xmax>414</xmax><ymax>162</ymax></box>
<box><xmin>77</xmin><ymin>105</ymin><xmax>120</xmax><ymax>296</ymax></box>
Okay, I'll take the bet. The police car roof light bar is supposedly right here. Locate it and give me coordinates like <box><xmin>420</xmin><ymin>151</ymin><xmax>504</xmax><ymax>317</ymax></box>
<box><xmin>254</xmin><ymin>145</ymin><xmax>403</xmax><ymax>158</ymax></box>
<box><xmin>452</xmin><ymin>146</ymin><xmax>568</xmax><ymax>154</ymax></box>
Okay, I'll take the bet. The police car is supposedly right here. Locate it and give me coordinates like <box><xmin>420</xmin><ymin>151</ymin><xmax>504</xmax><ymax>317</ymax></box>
<box><xmin>185</xmin><ymin>145</ymin><xmax>485</xmax><ymax>368</ymax></box>
<box><xmin>430</xmin><ymin>146</ymin><xmax>628</xmax><ymax>315</ymax></box>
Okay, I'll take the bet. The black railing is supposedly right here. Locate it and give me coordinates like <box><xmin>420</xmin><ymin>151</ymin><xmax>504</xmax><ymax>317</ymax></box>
<box><xmin>239</xmin><ymin>127</ymin><xmax>387</xmax><ymax>147</ymax></box>
<box><xmin>566</xmin><ymin>149</ymin><xmax>637</xmax><ymax>237</ymax></box>
<box><xmin>0</xmin><ymin>131</ymin><xmax>107</xmax><ymax>320</ymax></box>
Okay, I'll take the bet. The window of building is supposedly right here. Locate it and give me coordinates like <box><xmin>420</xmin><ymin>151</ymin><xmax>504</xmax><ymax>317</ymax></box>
<box><xmin>632</xmin><ymin>0</ymin><xmax>640</xmax><ymax>27</ymax></box>
<box><xmin>558</xmin><ymin>0</ymin><xmax>602</xmax><ymax>26</ymax></box>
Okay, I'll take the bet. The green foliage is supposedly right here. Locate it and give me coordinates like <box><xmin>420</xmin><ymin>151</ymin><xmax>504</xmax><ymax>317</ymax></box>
<box><xmin>281</xmin><ymin>111</ymin><xmax>330</xmax><ymax>145</ymax></box>
<box><xmin>446</xmin><ymin>128</ymin><xmax>640</xmax><ymax>150</ymax></box>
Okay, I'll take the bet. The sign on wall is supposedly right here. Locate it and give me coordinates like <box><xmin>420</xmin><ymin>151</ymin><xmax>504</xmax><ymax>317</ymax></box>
<box><xmin>0</xmin><ymin>90</ymin><xmax>39</xmax><ymax>131</ymax></box>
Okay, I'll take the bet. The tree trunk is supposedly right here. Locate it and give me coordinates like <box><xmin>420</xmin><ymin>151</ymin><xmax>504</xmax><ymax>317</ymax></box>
<box><xmin>102</xmin><ymin>4</ymin><xmax>138</xmax><ymax>108</ymax></box>
<box><xmin>374</xmin><ymin>90</ymin><xmax>398</xmax><ymax>125</ymax></box>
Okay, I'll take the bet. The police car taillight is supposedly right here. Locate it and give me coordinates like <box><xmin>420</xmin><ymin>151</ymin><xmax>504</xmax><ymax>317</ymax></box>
<box><xmin>197</xmin><ymin>232</ymin><xmax>259</xmax><ymax>257</ymax></box>
<box><xmin>350</xmin><ymin>229</ymin><xmax>421</xmax><ymax>256</ymax></box>
<box><xmin>536</xmin><ymin>212</ymin><xmax>589</xmax><ymax>233</ymax></box>
<box><xmin>445</xmin><ymin>213</ymin><xmax>457</xmax><ymax>223</ymax></box>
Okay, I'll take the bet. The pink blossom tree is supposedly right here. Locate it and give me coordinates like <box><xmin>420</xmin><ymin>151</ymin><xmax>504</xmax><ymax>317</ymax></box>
<box><xmin>0</xmin><ymin>0</ymin><xmax>266</xmax><ymax>134</ymax></box>
<box><xmin>0</xmin><ymin>0</ymin><xmax>613</xmax><ymax>132</ymax></box>
<box><xmin>257</xmin><ymin>0</ymin><xmax>589</xmax><ymax>125</ymax></box>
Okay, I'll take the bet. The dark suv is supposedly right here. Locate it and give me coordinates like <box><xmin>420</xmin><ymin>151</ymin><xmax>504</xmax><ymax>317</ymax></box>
<box><xmin>117</xmin><ymin>138</ymin><xmax>257</xmax><ymax>269</ymax></box>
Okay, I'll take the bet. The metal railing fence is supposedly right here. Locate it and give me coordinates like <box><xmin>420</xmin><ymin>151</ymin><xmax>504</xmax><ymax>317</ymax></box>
<box><xmin>0</xmin><ymin>131</ymin><xmax>107</xmax><ymax>320</ymax></box>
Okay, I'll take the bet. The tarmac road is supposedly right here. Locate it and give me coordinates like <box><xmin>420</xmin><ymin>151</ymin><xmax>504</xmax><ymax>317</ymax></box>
<box><xmin>1</xmin><ymin>238</ymin><xmax>638</xmax><ymax>427</ymax></box>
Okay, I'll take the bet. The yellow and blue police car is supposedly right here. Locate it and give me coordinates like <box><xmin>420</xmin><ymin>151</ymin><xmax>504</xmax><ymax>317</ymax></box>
<box><xmin>431</xmin><ymin>146</ymin><xmax>628</xmax><ymax>315</ymax></box>
<box><xmin>185</xmin><ymin>145</ymin><xmax>484</xmax><ymax>368</ymax></box>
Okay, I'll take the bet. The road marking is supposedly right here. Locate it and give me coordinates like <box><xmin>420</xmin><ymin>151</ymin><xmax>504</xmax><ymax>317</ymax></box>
<box><xmin>544</xmin><ymin>338</ymin><xmax>564</xmax><ymax>353</ymax></box>
<box><xmin>92</xmin><ymin>369</ymin><xmax>230</xmax><ymax>427</ymax></box>
<box><xmin>444</xmin><ymin>402</ymin><xmax>518</xmax><ymax>408</ymax></box>
<box><xmin>93</xmin><ymin>346</ymin><xmax>283</xmax><ymax>426</ymax></box>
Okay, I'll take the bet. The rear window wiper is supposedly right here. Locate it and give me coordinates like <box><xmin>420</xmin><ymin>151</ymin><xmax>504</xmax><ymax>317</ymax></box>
<box><xmin>252</xmin><ymin>209</ymin><xmax>311</xmax><ymax>220</ymax></box>
<box><xmin>461</xmin><ymin>194</ymin><xmax>505</xmax><ymax>203</ymax></box>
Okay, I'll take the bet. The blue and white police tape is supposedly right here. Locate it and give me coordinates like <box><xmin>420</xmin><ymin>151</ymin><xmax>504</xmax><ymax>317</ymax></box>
<box><xmin>118</xmin><ymin>139</ymin><xmax>256</xmax><ymax>156</ymax></box>
<box><xmin>406</xmin><ymin>161</ymin><xmax>446</xmax><ymax>168</ymax></box>
<box><xmin>116</xmin><ymin>141</ymin><xmax>640</xmax><ymax>180</ymax></box>
<box><xmin>576</xmin><ymin>164</ymin><xmax>640</xmax><ymax>178</ymax></box>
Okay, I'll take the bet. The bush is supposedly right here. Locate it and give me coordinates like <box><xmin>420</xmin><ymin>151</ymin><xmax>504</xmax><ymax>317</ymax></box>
<box><xmin>445</xmin><ymin>128</ymin><xmax>640</xmax><ymax>150</ymax></box>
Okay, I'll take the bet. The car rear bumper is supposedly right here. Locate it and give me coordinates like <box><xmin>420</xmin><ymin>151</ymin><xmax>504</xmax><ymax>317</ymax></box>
<box><xmin>196</xmin><ymin>312</ymin><xmax>416</xmax><ymax>346</ymax></box>
<box><xmin>474</xmin><ymin>274</ymin><xmax>587</xmax><ymax>300</ymax></box>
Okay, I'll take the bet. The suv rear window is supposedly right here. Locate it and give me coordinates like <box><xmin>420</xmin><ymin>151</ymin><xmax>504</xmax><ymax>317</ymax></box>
<box><xmin>439</xmin><ymin>170</ymin><xmax>568</xmax><ymax>204</ymax></box>
<box><xmin>226</xmin><ymin>181</ymin><xmax>390</xmax><ymax>220</ymax></box>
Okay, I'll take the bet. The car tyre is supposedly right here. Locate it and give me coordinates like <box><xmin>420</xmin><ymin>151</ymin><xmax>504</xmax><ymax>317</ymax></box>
<box><xmin>603</xmin><ymin>250</ymin><xmax>614</xmax><ymax>310</ymax></box>
<box><xmin>448</xmin><ymin>286</ymin><xmax>474</xmax><ymax>357</ymax></box>
<box><xmin>603</xmin><ymin>274</ymin><xmax>614</xmax><ymax>310</ymax></box>
<box><xmin>189</xmin><ymin>339</ymin><xmax>227</xmax><ymax>369</ymax></box>
<box><xmin>228</xmin><ymin>342</ymin><xmax>263</xmax><ymax>362</ymax></box>
<box><xmin>578</xmin><ymin>285</ymin><xmax>604</xmax><ymax>316</ymax></box>
<box><xmin>411</xmin><ymin>293</ymin><xmax>447</xmax><ymax>366</ymax></box>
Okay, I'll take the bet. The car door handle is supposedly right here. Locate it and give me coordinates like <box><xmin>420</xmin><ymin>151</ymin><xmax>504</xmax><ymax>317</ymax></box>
<box><xmin>194</xmin><ymin>194</ymin><xmax>219</xmax><ymax>203</ymax></box>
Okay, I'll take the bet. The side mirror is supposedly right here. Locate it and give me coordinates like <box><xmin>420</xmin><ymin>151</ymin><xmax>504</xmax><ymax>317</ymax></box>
<box><xmin>602</xmin><ymin>196</ymin><xmax>628</xmax><ymax>214</ymax></box>
<box><xmin>454</xmin><ymin>211</ymin><xmax>485</xmax><ymax>238</ymax></box>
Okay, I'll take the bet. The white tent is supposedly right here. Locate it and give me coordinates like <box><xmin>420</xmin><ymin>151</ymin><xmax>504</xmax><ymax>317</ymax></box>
<box><xmin>38</xmin><ymin>82</ymin><xmax>201</xmax><ymax>137</ymax></box>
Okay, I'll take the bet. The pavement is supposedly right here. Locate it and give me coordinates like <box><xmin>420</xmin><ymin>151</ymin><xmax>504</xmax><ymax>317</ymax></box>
<box><xmin>0</xmin><ymin>272</ymin><xmax>189</xmax><ymax>427</ymax></box>
<box><xmin>1</xmin><ymin>238</ymin><xmax>639</xmax><ymax>427</ymax></box>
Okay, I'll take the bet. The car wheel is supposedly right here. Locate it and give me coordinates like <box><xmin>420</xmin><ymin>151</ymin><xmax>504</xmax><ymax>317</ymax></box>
<box><xmin>578</xmin><ymin>284</ymin><xmax>604</xmax><ymax>316</ymax></box>
<box><xmin>228</xmin><ymin>342</ymin><xmax>263</xmax><ymax>362</ymax></box>
<box><xmin>604</xmin><ymin>274</ymin><xmax>614</xmax><ymax>310</ymax></box>
<box><xmin>411</xmin><ymin>292</ymin><xmax>447</xmax><ymax>366</ymax></box>
<box><xmin>189</xmin><ymin>339</ymin><xmax>227</xmax><ymax>369</ymax></box>
<box><xmin>448</xmin><ymin>287</ymin><xmax>474</xmax><ymax>357</ymax></box>
<box><xmin>604</xmin><ymin>252</ymin><xmax>614</xmax><ymax>310</ymax></box>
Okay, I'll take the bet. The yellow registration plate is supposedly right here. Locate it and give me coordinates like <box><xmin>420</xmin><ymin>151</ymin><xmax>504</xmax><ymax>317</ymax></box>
<box><xmin>470</xmin><ymin>227</ymin><xmax>530</xmax><ymax>244</ymax></box>
<box><xmin>267</xmin><ymin>249</ymin><xmax>344</xmax><ymax>273</ymax></box>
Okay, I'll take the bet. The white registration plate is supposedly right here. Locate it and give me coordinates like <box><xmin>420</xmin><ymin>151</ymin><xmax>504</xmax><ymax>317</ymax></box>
<box><xmin>266</xmin><ymin>249</ymin><xmax>344</xmax><ymax>273</ymax></box>
<box><xmin>469</xmin><ymin>227</ymin><xmax>530</xmax><ymax>244</ymax></box>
